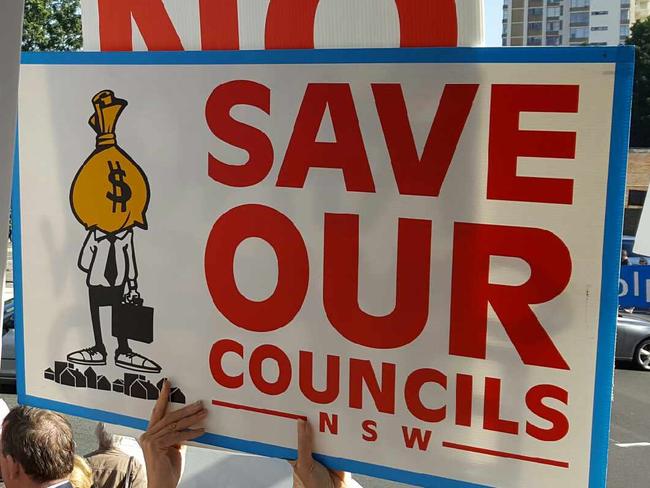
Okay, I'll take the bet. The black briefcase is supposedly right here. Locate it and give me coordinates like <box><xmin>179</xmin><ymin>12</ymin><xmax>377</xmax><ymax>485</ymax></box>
<box><xmin>112</xmin><ymin>301</ymin><xmax>154</xmax><ymax>344</ymax></box>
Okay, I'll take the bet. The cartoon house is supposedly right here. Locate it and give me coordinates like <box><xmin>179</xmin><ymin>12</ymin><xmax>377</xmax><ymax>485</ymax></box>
<box><xmin>97</xmin><ymin>375</ymin><xmax>111</xmax><ymax>391</ymax></box>
<box><xmin>53</xmin><ymin>361</ymin><xmax>86</xmax><ymax>388</ymax></box>
<box><xmin>84</xmin><ymin>367</ymin><xmax>97</xmax><ymax>389</ymax></box>
<box><xmin>170</xmin><ymin>387</ymin><xmax>186</xmax><ymax>404</ymax></box>
<box><xmin>113</xmin><ymin>379</ymin><xmax>124</xmax><ymax>393</ymax></box>
<box><xmin>44</xmin><ymin>368</ymin><xmax>54</xmax><ymax>381</ymax></box>
<box><xmin>156</xmin><ymin>379</ymin><xmax>186</xmax><ymax>404</ymax></box>
<box><xmin>43</xmin><ymin>360</ymin><xmax>184</xmax><ymax>403</ymax></box>
<box><xmin>125</xmin><ymin>373</ymin><xmax>159</xmax><ymax>400</ymax></box>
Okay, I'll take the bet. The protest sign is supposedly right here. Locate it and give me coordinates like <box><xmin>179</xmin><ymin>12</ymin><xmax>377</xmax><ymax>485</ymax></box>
<box><xmin>619</xmin><ymin>265</ymin><xmax>650</xmax><ymax>308</ymax></box>
<box><xmin>0</xmin><ymin>0</ymin><xmax>24</xmax><ymax>328</ymax></box>
<box><xmin>16</xmin><ymin>47</ymin><xmax>632</xmax><ymax>487</ymax></box>
<box><xmin>80</xmin><ymin>0</ymin><xmax>484</xmax><ymax>51</ymax></box>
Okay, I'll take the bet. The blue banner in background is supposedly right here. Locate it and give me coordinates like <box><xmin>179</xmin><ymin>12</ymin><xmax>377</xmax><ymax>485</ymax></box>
<box><xmin>619</xmin><ymin>265</ymin><xmax>650</xmax><ymax>308</ymax></box>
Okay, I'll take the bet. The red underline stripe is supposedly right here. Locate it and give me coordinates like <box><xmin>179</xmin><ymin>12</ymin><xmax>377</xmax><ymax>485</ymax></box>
<box><xmin>442</xmin><ymin>441</ymin><xmax>569</xmax><ymax>468</ymax></box>
<box><xmin>212</xmin><ymin>400</ymin><xmax>307</xmax><ymax>421</ymax></box>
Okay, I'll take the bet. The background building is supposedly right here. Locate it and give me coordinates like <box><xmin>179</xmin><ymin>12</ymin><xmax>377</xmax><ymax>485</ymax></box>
<box><xmin>502</xmin><ymin>0</ymin><xmax>647</xmax><ymax>46</ymax></box>
<box><xmin>636</xmin><ymin>0</ymin><xmax>650</xmax><ymax>20</ymax></box>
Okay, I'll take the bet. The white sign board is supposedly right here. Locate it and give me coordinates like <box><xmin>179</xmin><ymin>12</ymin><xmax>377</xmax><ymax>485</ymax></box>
<box><xmin>80</xmin><ymin>0</ymin><xmax>483</xmax><ymax>51</ymax></box>
<box><xmin>0</xmin><ymin>0</ymin><xmax>24</xmax><ymax>335</ymax></box>
<box><xmin>16</xmin><ymin>47</ymin><xmax>632</xmax><ymax>488</ymax></box>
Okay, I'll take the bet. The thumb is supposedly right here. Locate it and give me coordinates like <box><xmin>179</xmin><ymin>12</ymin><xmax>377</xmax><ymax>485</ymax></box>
<box><xmin>297</xmin><ymin>419</ymin><xmax>313</xmax><ymax>467</ymax></box>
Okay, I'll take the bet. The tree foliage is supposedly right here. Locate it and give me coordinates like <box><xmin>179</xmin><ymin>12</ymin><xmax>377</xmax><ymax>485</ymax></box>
<box><xmin>22</xmin><ymin>0</ymin><xmax>82</xmax><ymax>52</ymax></box>
<box><xmin>628</xmin><ymin>19</ymin><xmax>650</xmax><ymax>147</ymax></box>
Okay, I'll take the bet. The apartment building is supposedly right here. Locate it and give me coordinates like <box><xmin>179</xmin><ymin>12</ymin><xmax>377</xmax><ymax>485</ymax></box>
<box><xmin>636</xmin><ymin>0</ymin><xmax>650</xmax><ymax>20</ymax></box>
<box><xmin>502</xmin><ymin>0</ymin><xmax>638</xmax><ymax>46</ymax></box>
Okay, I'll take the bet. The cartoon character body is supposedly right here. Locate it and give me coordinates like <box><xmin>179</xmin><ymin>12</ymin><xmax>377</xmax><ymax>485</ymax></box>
<box><xmin>67</xmin><ymin>90</ymin><xmax>160</xmax><ymax>374</ymax></box>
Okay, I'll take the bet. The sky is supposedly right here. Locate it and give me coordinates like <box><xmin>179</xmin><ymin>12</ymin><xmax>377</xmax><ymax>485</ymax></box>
<box><xmin>484</xmin><ymin>1</ymin><xmax>505</xmax><ymax>46</ymax></box>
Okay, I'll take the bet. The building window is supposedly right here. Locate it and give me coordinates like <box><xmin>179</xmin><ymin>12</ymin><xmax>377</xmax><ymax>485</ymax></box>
<box><xmin>591</xmin><ymin>10</ymin><xmax>608</xmax><ymax>15</ymax></box>
<box><xmin>621</xmin><ymin>9</ymin><xmax>630</xmax><ymax>23</ymax></box>
<box><xmin>570</xmin><ymin>26</ymin><xmax>589</xmax><ymax>38</ymax></box>
<box><xmin>621</xmin><ymin>25</ymin><xmax>631</xmax><ymax>37</ymax></box>
<box><xmin>528</xmin><ymin>21</ymin><xmax>543</xmax><ymax>33</ymax></box>
<box><xmin>591</xmin><ymin>26</ymin><xmax>608</xmax><ymax>31</ymax></box>
<box><xmin>547</xmin><ymin>20</ymin><xmax>562</xmax><ymax>31</ymax></box>
<box><xmin>527</xmin><ymin>36</ymin><xmax>543</xmax><ymax>45</ymax></box>
<box><xmin>589</xmin><ymin>41</ymin><xmax>607</xmax><ymax>45</ymax></box>
<box><xmin>547</xmin><ymin>6</ymin><xmax>563</xmax><ymax>17</ymax></box>
<box><xmin>528</xmin><ymin>7</ymin><xmax>544</xmax><ymax>19</ymax></box>
<box><xmin>629</xmin><ymin>190</ymin><xmax>647</xmax><ymax>207</ymax></box>
<box><xmin>570</xmin><ymin>12</ymin><xmax>590</xmax><ymax>24</ymax></box>
<box><xmin>546</xmin><ymin>35</ymin><xmax>563</xmax><ymax>45</ymax></box>
<box><xmin>570</xmin><ymin>0</ymin><xmax>590</xmax><ymax>8</ymax></box>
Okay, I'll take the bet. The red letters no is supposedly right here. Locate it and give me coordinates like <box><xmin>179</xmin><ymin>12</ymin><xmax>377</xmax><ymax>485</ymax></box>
<box><xmin>98</xmin><ymin>0</ymin><xmax>183</xmax><ymax>51</ymax></box>
<box><xmin>205</xmin><ymin>204</ymin><xmax>308</xmax><ymax>332</ymax></box>
<box><xmin>449</xmin><ymin>223</ymin><xmax>571</xmax><ymax>370</ymax></box>
<box><xmin>265</xmin><ymin>0</ymin><xmax>458</xmax><ymax>49</ymax></box>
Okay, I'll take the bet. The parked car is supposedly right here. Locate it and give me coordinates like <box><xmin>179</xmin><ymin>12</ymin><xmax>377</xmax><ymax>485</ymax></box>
<box><xmin>616</xmin><ymin>311</ymin><xmax>650</xmax><ymax>370</ymax></box>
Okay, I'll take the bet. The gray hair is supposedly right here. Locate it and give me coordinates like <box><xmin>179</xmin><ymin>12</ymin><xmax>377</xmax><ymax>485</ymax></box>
<box><xmin>95</xmin><ymin>423</ymin><xmax>115</xmax><ymax>451</ymax></box>
<box><xmin>2</xmin><ymin>406</ymin><xmax>75</xmax><ymax>483</ymax></box>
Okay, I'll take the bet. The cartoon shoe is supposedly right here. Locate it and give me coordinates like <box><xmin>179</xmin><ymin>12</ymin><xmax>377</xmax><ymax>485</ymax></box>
<box><xmin>67</xmin><ymin>346</ymin><xmax>107</xmax><ymax>366</ymax></box>
<box><xmin>115</xmin><ymin>350</ymin><xmax>162</xmax><ymax>374</ymax></box>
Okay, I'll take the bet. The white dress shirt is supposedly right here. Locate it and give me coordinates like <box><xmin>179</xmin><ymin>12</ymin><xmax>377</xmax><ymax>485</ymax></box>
<box><xmin>78</xmin><ymin>229</ymin><xmax>137</xmax><ymax>287</ymax></box>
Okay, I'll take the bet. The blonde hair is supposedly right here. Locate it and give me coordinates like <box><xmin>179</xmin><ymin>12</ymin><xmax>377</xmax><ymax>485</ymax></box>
<box><xmin>69</xmin><ymin>455</ymin><xmax>93</xmax><ymax>488</ymax></box>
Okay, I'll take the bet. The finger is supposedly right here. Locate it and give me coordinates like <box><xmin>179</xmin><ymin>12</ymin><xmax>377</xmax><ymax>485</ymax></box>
<box><xmin>149</xmin><ymin>379</ymin><xmax>171</xmax><ymax>427</ymax></box>
<box><xmin>148</xmin><ymin>401</ymin><xmax>205</xmax><ymax>436</ymax></box>
<box><xmin>332</xmin><ymin>471</ymin><xmax>346</xmax><ymax>482</ymax></box>
<box><xmin>159</xmin><ymin>428</ymin><xmax>206</xmax><ymax>448</ymax></box>
<box><xmin>296</xmin><ymin>419</ymin><xmax>313</xmax><ymax>466</ymax></box>
<box><xmin>150</xmin><ymin>408</ymin><xmax>208</xmax><ymax>439</ymax></box>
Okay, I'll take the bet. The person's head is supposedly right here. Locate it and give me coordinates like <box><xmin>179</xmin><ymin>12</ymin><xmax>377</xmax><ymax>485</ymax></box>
<box><xmin>95</xmin><ymin>422</ymin><xmax>115</xmax><ymax>452</ymax></box>
<box><xmin>0</xmin><ymin>406</ymin><xmax>75</xmax><ymax>487</ymax></box>
<box><xmin>622</xmin><ymin>249</ymin><xmax>629</xmax><ymax>259</ymax></box>
<box><xmin>69</xmin><ymin>455</ymin><xmax>93</xmax><ymax>488</ymax></box>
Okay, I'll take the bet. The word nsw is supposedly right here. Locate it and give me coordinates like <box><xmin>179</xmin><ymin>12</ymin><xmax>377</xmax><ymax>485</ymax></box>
<box><xmin>203</xmin><ymin>80</ymin><xmax>578</xmax><ymax>446</ymax></box>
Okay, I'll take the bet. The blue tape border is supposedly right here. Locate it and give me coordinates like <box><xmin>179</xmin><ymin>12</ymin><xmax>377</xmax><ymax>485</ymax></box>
<box><xmin>588</xmin><ymin>50</ymin><xmax>635</xmax><ymax>487</ymax></box>
<box><xmin>21</xmin><ymin>45</ymin><xmax>632</xmax><ymax>65</ymax></box>
<box><xmin>14</xmin><ymin>46</ymin><xmax>635</xmax><ymax>488</ymax></box>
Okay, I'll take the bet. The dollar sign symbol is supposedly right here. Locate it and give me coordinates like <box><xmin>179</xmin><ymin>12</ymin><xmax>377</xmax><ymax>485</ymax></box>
<box><xmin>106</xmin><ymin>160</ymin><xmax>132</xmax><ymax>213</ymax></box>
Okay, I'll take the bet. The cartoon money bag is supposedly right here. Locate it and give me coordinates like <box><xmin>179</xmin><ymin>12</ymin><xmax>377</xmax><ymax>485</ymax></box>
<box><xmin>67</xmin><ymin>90</ymin><xmax>161</xmax><ymax>374</ymax></box>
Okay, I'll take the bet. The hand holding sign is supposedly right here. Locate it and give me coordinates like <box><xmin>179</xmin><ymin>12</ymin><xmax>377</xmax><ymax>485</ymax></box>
<box><xmin>139</xmin><ymin>380</ymin><xmax>207</xmax><ymax>488</ymax></box>
<box><xmin>292</xmin><ymin>420</ymin><xmax>350</xmax><ymax>488</ymax></box>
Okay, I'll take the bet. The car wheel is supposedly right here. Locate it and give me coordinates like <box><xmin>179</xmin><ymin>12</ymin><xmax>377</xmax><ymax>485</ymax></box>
<box><xmin>635</xmin><ymin>339</ymin><xmax>650</xmax><ymax>370</ymax></box>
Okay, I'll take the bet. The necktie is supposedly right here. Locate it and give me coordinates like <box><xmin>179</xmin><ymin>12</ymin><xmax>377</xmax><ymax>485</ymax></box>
<box><xmin>104</xmin><ymin>235</ymin><xmax>118</xmax><ymax>286</ymax></box>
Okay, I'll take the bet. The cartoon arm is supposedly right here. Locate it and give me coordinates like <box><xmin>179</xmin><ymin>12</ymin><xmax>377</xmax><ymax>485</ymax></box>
<box><xmin>78</xmin><ymin>231</ymin><xmax>96</xmax><ymax>273</ymax></box>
